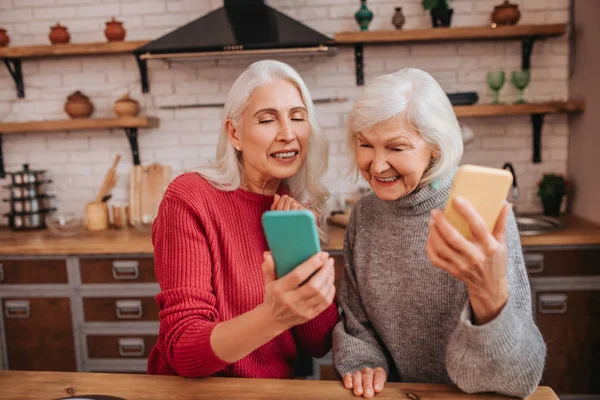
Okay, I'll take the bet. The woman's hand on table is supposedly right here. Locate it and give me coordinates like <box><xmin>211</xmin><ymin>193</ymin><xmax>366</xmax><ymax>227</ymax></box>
<box><xmin>343</xmin><ymin>367</ymin><xmax>387</xmax><ymax>398</ymax></box>
<box><xmin>260</xmin><ymin>251</ymin><xmax>335</xmax><ymax>330</ymax></box>
<box><xmin>426</xmin><ymin>197</ymin><xmax>511</xmax><ymax>325</ymax></box>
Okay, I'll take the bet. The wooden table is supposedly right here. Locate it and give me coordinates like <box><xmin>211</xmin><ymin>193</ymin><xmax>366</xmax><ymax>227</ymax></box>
<box><xmin>0</xmin><ymin>371</ymin><xmax>558</xmax><ymax>400</ymax></box>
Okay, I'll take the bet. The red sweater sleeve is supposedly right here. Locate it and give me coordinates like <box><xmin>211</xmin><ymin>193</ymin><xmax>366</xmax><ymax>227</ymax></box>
<box><xmin>293</xmin><ymin>302</ymin><xmax>340</xmax><ymax>358</ymax></box>
<box><xmin>152</xmin><ymin>195</ymin><xmax>231</xmax><ymax>377</ymax></box>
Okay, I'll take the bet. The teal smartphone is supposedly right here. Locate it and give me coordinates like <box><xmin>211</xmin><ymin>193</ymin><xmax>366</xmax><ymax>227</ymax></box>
<box><xmin>262</xmin><ymin>210</ymin><xmax>321</xmax><ymax>279</ymax></box>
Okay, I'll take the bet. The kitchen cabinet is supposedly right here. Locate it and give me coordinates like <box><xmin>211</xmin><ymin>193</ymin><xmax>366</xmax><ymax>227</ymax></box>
<box><xmin>2</xmin><ymin>297</ymin><xmax>76</xmax><ymax>371</ymax></box>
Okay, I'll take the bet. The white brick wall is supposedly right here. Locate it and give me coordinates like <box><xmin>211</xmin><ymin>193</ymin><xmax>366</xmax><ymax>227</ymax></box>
<box><xmin>0</xmin><ymin>0</ymin><xmax>573</xmax><ymax>219</ymax></box>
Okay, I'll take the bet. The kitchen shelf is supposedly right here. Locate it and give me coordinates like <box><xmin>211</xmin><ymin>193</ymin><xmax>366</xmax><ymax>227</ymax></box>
<box><xmin>0</xmin><ymin>40</ymin><xmax>149</xmax><ymax>98</ymax></box>
<box><xmin>0</xmin><ymin>117</ymin><xmax>159</xmax><ymax>178</ymax></box>
<box><xmin>454</xmin><ymin>100</ymin><xmax>584</xmax><ymax>163</ymax></box>
<box><xmin>334</xmin><ymin>24</ymin><xmax>567</xmax><ymax>85</ymax></box>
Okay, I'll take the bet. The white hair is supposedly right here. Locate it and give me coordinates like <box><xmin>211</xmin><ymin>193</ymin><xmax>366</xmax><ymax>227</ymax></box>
<box><xmin>348</xmin><ymin>68</ymin><xmax>463</xmax><ymax>188</ymax></box>
<box><xmin>194</xmin><ymin>60</ymin><xmax>330</xmax><ymax>241</ymax></box>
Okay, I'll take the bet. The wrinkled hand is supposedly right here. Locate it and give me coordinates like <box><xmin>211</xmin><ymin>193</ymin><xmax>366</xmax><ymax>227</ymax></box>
<box><xmin>271</xmin><ymin>194</ymin><xmax>306</xmax><ymax>211</ymax></box>
<box><xmin>426</xmin><ymin>197</ymin><xmax>511</xmax><ymax>325</ymax></box>
<box><xmin>343</xmin><ymin>367</ymin><xmax>387</xmax><ymax>398</ymax></box>
<box><xmin>260</xmin><ymin>251</ymin><xmax>335</xmax><ymax>330</ymax></box>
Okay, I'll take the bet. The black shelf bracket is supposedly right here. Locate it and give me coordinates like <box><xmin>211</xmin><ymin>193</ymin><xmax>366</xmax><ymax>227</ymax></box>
<box><xmin>3</xmin><ymin>59</ymin><xmax>24</xmax><ymax>98</ymax></box>
<box><xmin>124</xmin><ymin>128</ymin><xmax>141</xmax><ymax>165</ymax></box>
<box><xmin>135</xmin><ymin>54</ymin><xmax>149</xmax><ymax>94</ymax></box>
<box><xmin>532</xmin><ymin>113</ymin><xmax>545</xmax><ymax>164</ymax></box>
<box><xmin>0</xmin><ymin>135</ymin><xmax>4</xmax><ymax>178</ymax></box>
<box><xmin>521</xmin><ymin>37</ymin><xmax>536</xmax><ymax>70</ymax></box>
<box><xmin>354</xmin><ymin>44</ymin><xmax>364</xmax><ymax>86</ymax></box>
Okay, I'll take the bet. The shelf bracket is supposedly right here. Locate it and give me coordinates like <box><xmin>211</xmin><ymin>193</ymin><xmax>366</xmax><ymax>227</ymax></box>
<box><xmin>3</xmin><ymin>59</ymin><xmax>24</xmax><ymax>98</ymax></box>
<box><xmin>521</xmin><ymin>37</ymin><xmax>536</xmax><ymax>70</ymax></box>
<box><xmin>532</xmin><ymin>113</ymin><xmax>544</xmax><ymax>164</ymax></box>
<box><xmin>135</xmin><ymin>54</ymin><xmax>149</xmax><ymax>93</ymax></box>
<box><xmin>0</xmin><ymin>135</ymin><xmax>4</xmax><ymax>178</ymax></box>
<box><xmin>124</xmin><ymin>128</ymin><xmax>141</xmax><ymax>165</ymax></box>
<box><xmin>354</xmin><ymin>44</ymin><xmax>364</xmax><ymax>86</ymax></box>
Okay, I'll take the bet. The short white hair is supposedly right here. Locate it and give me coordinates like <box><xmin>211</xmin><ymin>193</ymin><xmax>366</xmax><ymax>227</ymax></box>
<box><xmin>195</xmin><ymin>60</ymin><xmax>330</xmax><ymax>241</ymax></box>
<box><xmin>348</xmin><ymin>68</ymin><xmax>463</xmax><ymax>188</ymax></box>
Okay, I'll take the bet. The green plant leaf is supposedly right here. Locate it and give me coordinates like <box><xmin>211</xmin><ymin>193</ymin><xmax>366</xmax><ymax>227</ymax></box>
<box><xmin>422</xmin><ymin>0</ymin><xmax>439</xmax><ymax>10</ymax></box>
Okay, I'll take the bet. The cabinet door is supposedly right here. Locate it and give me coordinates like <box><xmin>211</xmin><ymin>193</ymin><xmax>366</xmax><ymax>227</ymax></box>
<box><xmin>536</xmin><ymin>290</ymin><xmax>600</xmax><ymax>394</ymax></box>
<box><xmin>2</xmin><ymin>297</ymin><xmax>77</xmax><ymax>371</ymax></box>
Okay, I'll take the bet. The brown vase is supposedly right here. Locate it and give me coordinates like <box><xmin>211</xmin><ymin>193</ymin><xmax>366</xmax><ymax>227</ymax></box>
<box><xmin>392</xmin><ymin>7</ymin><xmax>405</xmax><ymax>30</ymax></box>
<box><xmin>49</xmin><ymin>22</ymin><xmax>70</xmax><ymax>44</ymax></box>
<box><xmin>0</xmin><ymin>28</ymin><xmax>9</xmax><ymax>47</ymax></box>
<box><xmin>104</xmin><ymin>17</ymin><xmax>126</xmax><ymax>42</ymax></box>
<box><xmin>65</xmin><ymin>91</ymin><xmax>94</xmax><ymax>119</ymax></box>
<box><xmin>113</xmin><ymin>94</ymin><xmax>140</xmax><ymax>117</ymax></box>
<box><xmin>491</xmin><ymin>1</ymin><xmax>521</xmax><ymax>27</ymax></box>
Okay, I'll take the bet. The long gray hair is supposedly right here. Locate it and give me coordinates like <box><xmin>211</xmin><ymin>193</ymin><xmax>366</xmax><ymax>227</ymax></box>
<box><xmin>195</xmin><ymin>60</ymin><xmax>330</xmax><ymax>241</ymax></box>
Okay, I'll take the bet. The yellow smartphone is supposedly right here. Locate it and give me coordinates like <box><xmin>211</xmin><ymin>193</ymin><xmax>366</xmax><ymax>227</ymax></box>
<box><xmin>444</xmin><ymin>165</ymin><xmax>513</xmax><ymax>239</ymax></box>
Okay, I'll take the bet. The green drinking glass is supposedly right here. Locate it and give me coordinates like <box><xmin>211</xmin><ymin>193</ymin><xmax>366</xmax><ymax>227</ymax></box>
<box><xmin>487</xmin><ymin>69</ymin><xmax>506</xmax><ymax>105</ymax></box>
<box><xmin>512</xmin><ymin>69</ymin><xmax>531</xmax><ymax>104</ymax></box>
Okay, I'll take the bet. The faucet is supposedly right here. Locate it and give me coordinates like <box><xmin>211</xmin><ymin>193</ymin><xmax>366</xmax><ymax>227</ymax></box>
<box><xmin>502</xmin><ymin>162</ymin><xmax>519</xmax><ymax>204</ymax></box>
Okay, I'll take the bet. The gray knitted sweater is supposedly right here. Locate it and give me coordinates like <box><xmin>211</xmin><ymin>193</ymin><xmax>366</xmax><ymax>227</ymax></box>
<box><xmin>332</xmin><ymin>172</ymin><xmax>546</xmax><ymax>398</ymax></box>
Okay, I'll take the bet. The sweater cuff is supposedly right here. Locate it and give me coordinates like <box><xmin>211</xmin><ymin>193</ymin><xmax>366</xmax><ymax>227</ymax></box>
<box><xmin>457</xmin><ymin>294</ymin><xmax>522</xmax><ymax>358</ymax></box>
<box><xmin>170</xmin><ymin>320</ymin><xmax>231</xmax><ymax>376</ymax></box>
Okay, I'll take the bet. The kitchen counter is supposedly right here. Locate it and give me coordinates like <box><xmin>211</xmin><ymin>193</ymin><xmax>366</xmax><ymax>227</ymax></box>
<box><xmin>0</xmin><ymin>214</ymin><xmax>599</xmax><ymax>256</ymax></box>
<box><xmin>0</xmin><ymin>370</ymin><xmax>558</xmax><ymax>400</ymax></box>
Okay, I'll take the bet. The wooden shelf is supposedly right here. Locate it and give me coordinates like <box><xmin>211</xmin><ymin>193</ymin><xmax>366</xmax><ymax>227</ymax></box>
<box><xmin>454</xmin><ymin>100</ymin><xmax>584</xmax><ymax>118</ymax></box>
<box><xmin>0</xmin><ymin>117</ymin><xmax>158</xmax><ymax>177</ymax></box>
<box><xmin>335</xmin><ymin>24</ymin><xmax>566</xmax><ymax>44</ymax></box>
<box><xmin>0</xmin><ymin>41</ymin><xmax>149</xmax><ymax>59</ymax></box>
<box><xmin>0</xmin><ymin>117</ymin><xmax>158</xmax><ymax>134</ymax></box>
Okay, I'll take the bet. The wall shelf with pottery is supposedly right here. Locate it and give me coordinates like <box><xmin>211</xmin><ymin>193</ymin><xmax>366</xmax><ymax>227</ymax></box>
<box><xmin>0</xmin><ymin>40</ymin><xmax>149</xmax><ymax>98</ymax></box>
<box><xmin>334</xmin><ymin>24</ymin><xmax>566</xmax><ymax>85</ymax></box>
<box><xmin>0</xmin><ymin>117</ymin><xmax>158</xmax><ymax>178</ymax></box>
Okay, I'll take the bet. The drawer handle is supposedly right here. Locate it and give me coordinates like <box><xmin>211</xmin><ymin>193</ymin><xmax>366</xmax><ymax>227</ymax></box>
<box><xmin>539</xmin><ymin>294</ymin><xmax>568</xmax><ymax>314</ymax></box>
<box><xmin>524</xmin><ymin>253</ymin><xmax>544</xmax><ymax>274</ymax></box>
<box><xmin>118</xmin><ymin>338</ymin><xmax>145</xmax><ymax>357</ymax></box>
<box><xmin>0</xmin><ymin>263</ymin><xmax>4</xmax><ymax>282</ymax></box>
<box><xmin>4</xmin><ymin>300</ymin><xmax>30</xmax><ymax>319</ymax></box>
<box><xmin>112</xmin><ymin>261</ymin><xmax>140</xmax><ymax>280</ymax></box>
<box><xmin>115</xmin><ymin>300</ymin><xmax>143</xmax><ymax>319</ymax></box>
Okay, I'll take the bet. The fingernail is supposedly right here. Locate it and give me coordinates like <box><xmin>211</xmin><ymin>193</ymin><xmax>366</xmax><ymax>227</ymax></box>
<box><xmin>319</xmin><ymin>252</ymin><xmax>328</xmax><ymax>261</ymax></box>
<box><xmin>366</xmin><ymin>389</ymin><xmax>373</xmax><ymax>397</ymax></box>
<box><xmin>454</xmin><ymin>196</ymin><xmax>465</xmax><ymax>205</ymax></box>
<box><xmin>375</xmin><ymin>384</ymin><xmax>381</xmax><ymax>391</ymax></box>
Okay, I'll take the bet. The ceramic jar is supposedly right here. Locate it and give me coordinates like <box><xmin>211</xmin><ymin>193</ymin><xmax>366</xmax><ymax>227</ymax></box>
<box><xmin>392</xmin><ymin>7</ymin><xmax>406</xmax><ymax>29</ymax></box>
<box><xmin>104</xmin><ymin>17</ymin><xmax>126</xmax><ymax>42</ymax></box>
<box><xmin>65</xmin><ymin>91</ymin><xmax>94</xmax><ymax>119</ymax></box>
<box><xmin>49</xmin><ymin>22</ymin><xmax>70</xmax><ymax>44</ymax></box>
<box><xmin>491</xmin><ymin>1</ymin><xmax>521</xmax><ymax>26</ymax></box>
<box><xmin>113</xmin><ymin>94</ymin><xmax>140</xmax><ymax>117</ymax></box>
<box><xmin>0</xmin><ymin>28</ymin><xmax>9</xmax><ymax>47</ymax></box>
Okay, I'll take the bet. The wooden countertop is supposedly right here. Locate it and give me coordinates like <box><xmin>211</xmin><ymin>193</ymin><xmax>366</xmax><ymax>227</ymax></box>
<box><xmin>0</xmin><ymin>370</ymin><xmax>558</xmax><ymax>400</ymax></box>
<box><xmin>0</xmin><ymin>214</ymin><xmax>599</xmax><ymax>256</ymax></box>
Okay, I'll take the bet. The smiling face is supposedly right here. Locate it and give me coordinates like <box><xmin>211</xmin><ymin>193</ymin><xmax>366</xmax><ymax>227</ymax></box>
<box><xmin>356</xmin><ymin>115</ymin><xmax>435</xmax><ymax>201</ymax></box>
<box><xmin>226</xmin><ymin>79</ymin><xmax>310</xmax><ymax>192</ymax></box>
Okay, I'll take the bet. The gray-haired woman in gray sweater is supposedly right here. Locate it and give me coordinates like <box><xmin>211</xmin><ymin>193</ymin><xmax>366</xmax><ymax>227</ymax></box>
<box><xmin>332</xmin><ymin>68</ymin><xmax>546</xmax><ymax>398</ymax></box>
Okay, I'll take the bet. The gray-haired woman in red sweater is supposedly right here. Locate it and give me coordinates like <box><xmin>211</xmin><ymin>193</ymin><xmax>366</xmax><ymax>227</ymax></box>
<box><xmin>147</xmin><ymin>60</ymin><xmax>338</xmax><ymax>378</ymax></box>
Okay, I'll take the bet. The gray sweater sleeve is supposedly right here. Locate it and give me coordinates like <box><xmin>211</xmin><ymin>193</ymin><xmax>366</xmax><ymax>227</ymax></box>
<box><xmin>445</xmin><ymin>209</ymin><xmax>547</xmax><ymax>398</ymax></box>
<box><xmin>333</xmin><ymin>211</ymin><xmax>391</xmax><ymax>377</ymax></box>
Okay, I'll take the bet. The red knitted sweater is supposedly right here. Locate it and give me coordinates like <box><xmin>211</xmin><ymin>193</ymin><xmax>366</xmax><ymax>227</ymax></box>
<box><xmin>147</xmin><ymin>173</ymin><xmax>339</xmax><ymax>378</ymax></box>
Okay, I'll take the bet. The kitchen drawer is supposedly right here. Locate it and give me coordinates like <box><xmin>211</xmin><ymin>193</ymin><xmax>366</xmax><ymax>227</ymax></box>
<box><xmin>82</xmin><ymin>297</ymin><xmax>159</xmax><ymax>322</ymax></box>
<box><xmin>524</xmin><ymin>248</ymin><xmax>600</xmax><ymax>277</ymax></box>
<box><xmin>80</xmin><ymin>258</ymin><xmax>155</xmax><ymax>284</ymax></box>
<box><xmin>86</xmin><ymin>335</ymin><xmax>157</xmax><ymax>359</ymax></box>
<box><xmin>0</xmin><ymin>259</ymin><xmax>67</xmax><ymax>284</ymax></box>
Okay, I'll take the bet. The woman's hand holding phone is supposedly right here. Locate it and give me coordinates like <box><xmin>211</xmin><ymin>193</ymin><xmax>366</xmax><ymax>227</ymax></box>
<box><xmin>259</xmin><ymin>251</ymin><xmax>336</xmax><ymax>330</ymax></box>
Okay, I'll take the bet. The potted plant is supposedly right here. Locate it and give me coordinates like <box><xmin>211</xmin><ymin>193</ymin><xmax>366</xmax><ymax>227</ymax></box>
<box><xmin>537</xmin><ymin>174</ymin><xmax>568</xmax><ymax>216</ymax></box>
<box><xmin>422</xmin><ymin>0</ymin><xmax>453</xmax><ymax>28</ymax></box>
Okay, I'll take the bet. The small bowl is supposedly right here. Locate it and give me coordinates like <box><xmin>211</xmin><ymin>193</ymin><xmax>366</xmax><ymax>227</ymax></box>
<box><xmin>45</xmin><ymin>212</ymin><xmax>85</xmax><ymax>237</ymax></box>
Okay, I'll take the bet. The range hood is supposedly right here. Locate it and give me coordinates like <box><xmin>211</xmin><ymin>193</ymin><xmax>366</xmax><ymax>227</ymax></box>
<box><xmin>134</xmin><ymin>0</ymin><xmax>336</xmax><ymax>60</ymax></box>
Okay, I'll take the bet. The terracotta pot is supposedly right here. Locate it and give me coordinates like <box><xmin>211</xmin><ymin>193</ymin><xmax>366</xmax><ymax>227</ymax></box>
<box><xmin>49</xmin><ymin>22</ymin><xmax>70</xmax><ymax>44</ymax></box>
<box><xmin>64</xmin><ymin>91</ymin><xmax>94</xmax><ymax>119</ymax></box>
<box><xmin>491</xmin><ymin>1</ymin><xmax>521</xmax><ymax>26</ymax></box>
<box><xmin>113</xmin><ymin>94</ymin><xmax>140</xmax><ymax>117</ymax></box>
<box><xmin>104</xmin><ymin>17</ymin><xmax>126</xmax><ymax>42</ymax></box>
<box><xmin>0</xmin><ymin>28</ymin><xmax>9</xmax><ymax>47</ymax></box>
